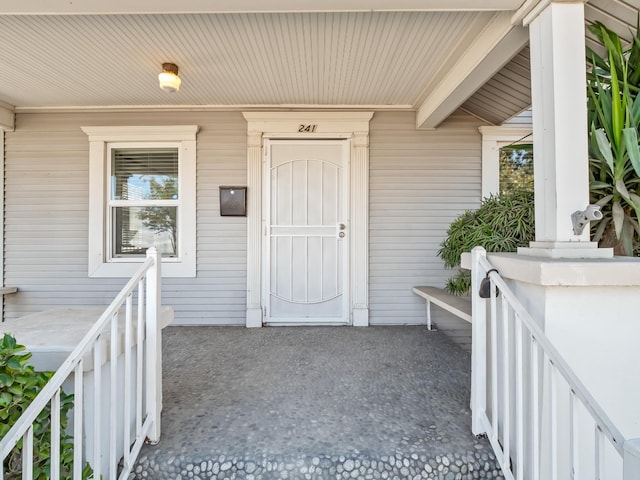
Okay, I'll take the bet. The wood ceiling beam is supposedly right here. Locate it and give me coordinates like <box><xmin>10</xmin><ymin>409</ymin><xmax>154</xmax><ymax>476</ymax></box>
<box><xmin>415</xmin><ymin>11</ymin><xmax>529</xmax><ymax>130</ymax></box>
<box><xmin>0</xmin><ymin>0</ymin><xmax>525</xmax><ymax>15</ymax></box>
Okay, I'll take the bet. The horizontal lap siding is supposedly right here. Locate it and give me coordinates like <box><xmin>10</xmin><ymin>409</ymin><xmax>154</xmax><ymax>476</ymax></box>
<box><xmin>368</xmin><ymin>111</ymin><xmax>481</xmax><ymax>325</ymax></box>
<box><xmin>4</xmin><ymin>112</ymin><xmax>247</xmax><ymax>325</ymax></box>
<box><xmin>4</xmin><ymin>110</ymin><xmax>481</xmax><ymax>327</ymax></box>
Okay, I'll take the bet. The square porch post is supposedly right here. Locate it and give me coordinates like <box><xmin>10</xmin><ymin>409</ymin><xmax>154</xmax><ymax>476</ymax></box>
<box><xmin>517</xmin><ymin>0</ymin><xmax>612</xmax><ymax>258</ymax></box>
<box><xmin>480</xmin><ymin>2</ymin><xmax>640</xmax><ymax>474</ymax></box>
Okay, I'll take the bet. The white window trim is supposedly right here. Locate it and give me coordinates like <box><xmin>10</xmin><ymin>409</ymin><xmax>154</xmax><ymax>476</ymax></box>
<box><xmin>82</xmin><ymin>125</ymin><xmax>198</xmax><ymax>278</ymax></box>
<box><xmin>479</xmin><ymin>125</ymin><xmax>532</xmax><ymax>198</ymax></box>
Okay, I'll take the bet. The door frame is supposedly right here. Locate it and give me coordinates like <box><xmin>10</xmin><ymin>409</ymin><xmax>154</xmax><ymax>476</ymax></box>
<box><xmin>243</xmin><ymin>112</ymin><xmax>373</xmax><ymax>327</ymax></box>
<box><xmin>263</xmin><ymin>139</ymin><xmax>350</xmax><ymax>325</ymax></box>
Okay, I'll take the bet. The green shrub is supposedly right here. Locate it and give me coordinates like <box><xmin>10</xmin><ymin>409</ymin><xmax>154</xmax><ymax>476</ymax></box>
<box><xmin>437</xmin><ymin>190</ymin><xmax>535</xmax><ymax>295</ymax></box>
<box><xmin>0</xmin><ymin>333</ymin><xmax>93</xmax><ymax>480</ymax></box>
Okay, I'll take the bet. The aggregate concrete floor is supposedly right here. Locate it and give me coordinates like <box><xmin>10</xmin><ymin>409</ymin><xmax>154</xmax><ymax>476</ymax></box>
<box><xmin>133</xmin><ymin>326</ymin><xmax>503</xmax><ymax>479</ymax></box>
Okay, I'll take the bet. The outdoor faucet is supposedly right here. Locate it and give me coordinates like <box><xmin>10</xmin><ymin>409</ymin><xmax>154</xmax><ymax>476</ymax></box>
<box><xmin>571</xmin><ymin>204</ymin><xmax>603</xmax><ymax>235</ymax></box>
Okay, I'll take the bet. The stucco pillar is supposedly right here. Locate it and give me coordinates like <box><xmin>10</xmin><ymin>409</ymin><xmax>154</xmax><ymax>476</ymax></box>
<box><xmin>518</xmin><ymin>1</ymin><xmax>611</xmax><ymax>258</ymax></box>
<box><xmin>246</xmin><ymin>130</ymin><xmax>263</xmax><ymax>328</ymax></box>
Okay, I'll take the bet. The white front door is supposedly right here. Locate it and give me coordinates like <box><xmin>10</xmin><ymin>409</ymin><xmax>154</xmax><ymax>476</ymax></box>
<box><xmin>264</xmin><ymin>140</ymin><xmax>349</xmax><ymax>324</ymax></box>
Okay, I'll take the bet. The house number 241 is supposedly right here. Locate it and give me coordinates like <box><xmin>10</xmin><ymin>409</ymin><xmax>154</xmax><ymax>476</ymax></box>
<box><xmin>298</xmin><ymin>124</ymin><xmax>318</xmax><ymax>132</ymax></box>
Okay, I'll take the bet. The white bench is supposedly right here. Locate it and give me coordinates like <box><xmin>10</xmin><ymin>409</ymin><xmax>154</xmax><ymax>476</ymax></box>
<box><xmin>412</xmin><ymin>286</ymin><xmax>472</xmax><ymax>331</ymax></box>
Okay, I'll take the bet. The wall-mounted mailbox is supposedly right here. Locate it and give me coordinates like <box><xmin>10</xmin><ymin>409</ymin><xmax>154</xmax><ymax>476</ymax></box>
<box><xmin>219</xmin><ymin>186</ymin><xmax>247</xmax><ymax>216</ymax></box>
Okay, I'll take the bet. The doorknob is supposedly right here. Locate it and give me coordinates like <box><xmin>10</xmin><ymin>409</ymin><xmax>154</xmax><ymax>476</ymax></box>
<box><xmin>339</xmin><ymin>223</ymin><xmax>346</xmax><ymax>230</ymax></box>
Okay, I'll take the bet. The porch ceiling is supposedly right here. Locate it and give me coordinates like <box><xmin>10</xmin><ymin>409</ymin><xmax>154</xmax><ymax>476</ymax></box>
<box><xmin>0</xmin><ymin>4</ymin><xmax>527</xmax><ymax>114</ymax></box>
<box><xmin>0</xmin><ymin>0</ymin><xmax>637</xmax><ymax>127</ymax></box>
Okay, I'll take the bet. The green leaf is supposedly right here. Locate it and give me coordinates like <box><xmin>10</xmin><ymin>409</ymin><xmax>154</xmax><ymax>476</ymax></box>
<box><xmin>623</xmin><ymin>127</ymin><xmax>640</xmax><ymax>176</ymax></box>
<box><xmin>595</xmin><ymin>194</ymin><xmax>613</xmax><ymax>207</ymax></box>
<box><xmin>613</xmin><ymin>201</ymin><xmax>625</xmax><ymax>238</ymax></box>
<box><xmin>6</xmin><ymin>358</ymin><xmax>22</xmax><ymax>370</ymax></box>
<box><xmin>594</xmin><ymin>128</ymin><xmax>615</xmax><ymax>172</ymax></box>
<box><xmin>0</xmin><ymin>372</ymin><xmax>13</xmax><ymax>386</ymax></box>
<box><xmin>593</xmin><ymin>216</ymin><xmax>610</xmax><ymax>242</ymax></box>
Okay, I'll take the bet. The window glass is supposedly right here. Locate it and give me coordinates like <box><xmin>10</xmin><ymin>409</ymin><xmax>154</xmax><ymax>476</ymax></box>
<box><xmin>111</xmin><ymin>148</ymin><xmax>179</xmax><ymax>200</ymax></box>
<box><xmin>499</xmin><ymin>144</ymin><xmax>533</xmax><ymax>194</ymax></box>
<box><xmin>112</xmin><ymin>206</ymin><xmax>178</xmax><ymax>257</ymax></box>
<box><xmin>109</xmin><ymin>147</ymin><xmax>180</xmax><ymax>258</ymax></box>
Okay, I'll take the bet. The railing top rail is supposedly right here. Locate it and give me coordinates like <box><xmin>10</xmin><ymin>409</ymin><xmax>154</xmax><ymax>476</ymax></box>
<box><xmin>0</xmin><ymin>253</ymin><xmax>156</xmax><ymax>459</ymax></box>
<box><xmin>474</xmin><ymin>249</ymin><xmax>627</xmax><ymax>456</ymax></box>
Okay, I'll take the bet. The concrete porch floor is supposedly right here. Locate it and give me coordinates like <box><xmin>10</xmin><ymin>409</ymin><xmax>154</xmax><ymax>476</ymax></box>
<box><xmin>132</xmin><ymin>326</ymin><xmax>502</xmax><ymax>480</ymax></box>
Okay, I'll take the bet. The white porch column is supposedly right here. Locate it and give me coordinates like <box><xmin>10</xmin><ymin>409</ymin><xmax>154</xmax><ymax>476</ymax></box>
<box><xmin>351</xmin><ymin>131</ymin><xmax>369</xmax><ymax>326</ymax></box>
<box><xmin>479</xmin><ymin>3</ymin><xmax>640</xmax><ymax>472</ymax></box>
<box><xmin>518</xmin><ymin>1</ymin><xmax>611</xmax><ymax>258</ymax></box>
<box><xmin>246</xmin><ymin>130</ymin><xmax>263</xmax><ymax>328</ymax></box>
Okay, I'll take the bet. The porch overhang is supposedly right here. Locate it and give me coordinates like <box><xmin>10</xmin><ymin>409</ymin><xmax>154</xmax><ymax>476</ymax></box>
<box><xmin>415</xmin><ymin>11</ymin><xmax>528</xmax><ymax>129</ymax></box>
<box><xmin>0</xmin><ymin>0</ymin><xmax>526</xmax><ymax>15</ymax></box>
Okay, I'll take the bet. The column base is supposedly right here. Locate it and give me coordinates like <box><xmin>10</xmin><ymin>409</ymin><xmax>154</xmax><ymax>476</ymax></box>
<box><xmin>518</xmin><ymin>241</ymin><xmax>613</xmax><ymax>259</ymax></box>
<box><xmin>246</xmin><ymin>307</ymin><xmax>263</xmax><ymax>328</ymax></box>
<box><xmin>352</xmin><ymin>308</ymin><xmax>369</xmax><ymax>327</ymax></box>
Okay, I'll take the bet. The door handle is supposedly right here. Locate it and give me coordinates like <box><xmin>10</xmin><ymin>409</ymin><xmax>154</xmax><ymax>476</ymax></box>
<box><xmin>338</xmin><ymin>223</ymin><xmax>346</xmax><ymax>230</ymax></box>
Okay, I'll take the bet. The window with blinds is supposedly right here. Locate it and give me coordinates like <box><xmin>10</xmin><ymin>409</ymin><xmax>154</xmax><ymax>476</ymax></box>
<box><xmin>108</xmin><ymin>147</ymin><xmax>180</xmax><ymax>258</ymax></box>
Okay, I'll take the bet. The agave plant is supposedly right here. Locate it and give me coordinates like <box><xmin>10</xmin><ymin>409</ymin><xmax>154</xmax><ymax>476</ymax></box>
<box><xmin>586</xmin><ymin>19</ymin><xmax>640</xmax><ymax>255</ymax></box>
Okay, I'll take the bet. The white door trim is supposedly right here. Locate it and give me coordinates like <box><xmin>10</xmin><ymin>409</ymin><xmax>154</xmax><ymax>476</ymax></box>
<box><xmin>243</xmin><ymin>112</ymin><xmax>373</xmax><ymax>327</ymax></box>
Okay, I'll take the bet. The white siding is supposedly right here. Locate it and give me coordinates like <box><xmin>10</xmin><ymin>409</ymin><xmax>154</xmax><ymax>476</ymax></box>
<box><xmin>4</xmin><ymin>112</ymin><xmax>247</xmax><ymax>325</ymax></box>
<box><xmin>503</xmin><ymin>108</ymin><xmax>533</xmax><ymax>126</ymax></box>
<box><xmin>368</xmin><ymin>111</ymin><xmax>482</xmax><ymax>325</ymax></box>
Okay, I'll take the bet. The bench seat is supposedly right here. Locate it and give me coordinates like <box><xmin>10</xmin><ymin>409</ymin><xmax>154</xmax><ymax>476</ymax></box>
<box><xmin>412</xmin><ymin>286</ymin><xmax>472</xmax><ymax>330</ymax></box>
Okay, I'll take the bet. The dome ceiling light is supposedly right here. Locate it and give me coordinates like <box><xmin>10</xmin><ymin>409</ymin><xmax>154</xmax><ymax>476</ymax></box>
<box><xmin>158</xmin><ymin>63</ymin><xmax>181</xmax><ymax>93</ymax></box>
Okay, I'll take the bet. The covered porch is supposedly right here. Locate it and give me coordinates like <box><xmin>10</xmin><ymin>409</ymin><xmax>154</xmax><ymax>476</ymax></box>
<box><xmin>133</xmin><ymin>326</ymin><xmax>500</xmax><ymax>479</ymax></box>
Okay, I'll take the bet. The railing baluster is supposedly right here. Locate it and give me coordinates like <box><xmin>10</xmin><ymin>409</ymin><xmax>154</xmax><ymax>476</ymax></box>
<box><xmin>531</xmin><ymin>336</ymin><xmax>540</xmax><ymax>480</ymax></box>
<box><xmin>501</xmin><ymin>295</ymin><xmax>511</xmax><ymax>470</ymax></box>
<box><xmin>73</xmin><ymin>361</ymin><xmax>84</xmax><ymax>480</ymax></box>
<box><xmin>93</xmin><ymin>336</ymin><xmax>102</xmax><ymax>480</ymax></box>
<box><xmin>123</xmin><ymin>294</ymin><xmax>133</xmax><ymax>469</ymax></box>
<box><xmin>51</xmin><ymin>391</ymin><xmax>61</xmax><ymax>480</ymax></box>
<box><xmin>549</xmin><ymin>359</ymin><xmax>558</xmax><ymax>480</ymax></box>
<box><xmin>595</xmin><ymin>426</ymin><xmax>605</xmax><ymax>480</ymax></box>
<box><xmin>490</xmin><ymin>280</ymin><xmax>499</xmax><ymax>441</ymax></box>
<box><xmin>110</xmin><ymin>313</ymin><xmax>118</xmax><ymax>480</ymax></box>
<box><xmin>515</xmin><ymin>314</ymin><xmax>524</xmax><ymax>480</ymax></box>
<box><xmin>569</xmin><ymin>391</ymin><xmax>578</xmax><ymax>480</ymax></box>
<box><xmin>23</xmin><ymin>425</ymin><xmax>34</xmax><ymax>480</ymax></box>
<box><xmin>136</xmin><ymin>281</ymin><xmax>145</xmax><ymax>438</ymax></box>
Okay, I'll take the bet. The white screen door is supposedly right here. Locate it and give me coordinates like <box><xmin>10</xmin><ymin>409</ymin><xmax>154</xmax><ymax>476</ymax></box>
<box><xmin>265</xmin><ymin>140</ymin><xmax>349</xmax><ymax>324</ymax></box>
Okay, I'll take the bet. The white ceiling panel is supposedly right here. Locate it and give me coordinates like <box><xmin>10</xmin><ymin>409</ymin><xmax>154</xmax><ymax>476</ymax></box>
<box><xmin>0</xmin><ymin>11</ymin><xmax>486</xmax><ymax>109</ymax></box>
<box><xmin>2</xmin><ymin>1</ymin><xmax>636</xmax><ymax>126</ymax></box>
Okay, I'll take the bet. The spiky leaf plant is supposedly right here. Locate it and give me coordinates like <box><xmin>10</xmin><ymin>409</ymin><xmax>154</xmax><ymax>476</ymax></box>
<box><xmin>586</xmin><ymin>19</ymin><xmax>640</xmax><ymax>255</ymax></box>
<box><xmin>437</xmin><ymin>190</ymin><xmax>535</xmax><ymax>295</ymax></box>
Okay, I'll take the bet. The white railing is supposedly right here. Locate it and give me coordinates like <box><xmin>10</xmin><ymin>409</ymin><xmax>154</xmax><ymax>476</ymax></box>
<box><xmin>470</xmin><ymin>246</ymin><xmax>640</xmax><ymax>480</ymax></box>
<box><xmin>0</xmin><ymin>248</ymin><xmax>163</xmax><ymax>480</ymax></box>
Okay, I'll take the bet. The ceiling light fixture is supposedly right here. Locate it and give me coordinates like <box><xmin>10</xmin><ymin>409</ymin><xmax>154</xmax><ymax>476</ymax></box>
<box><xmin>158</xmin><ymin>63</ymin><xmax>181</xmax><ymax>93</ymax></box>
